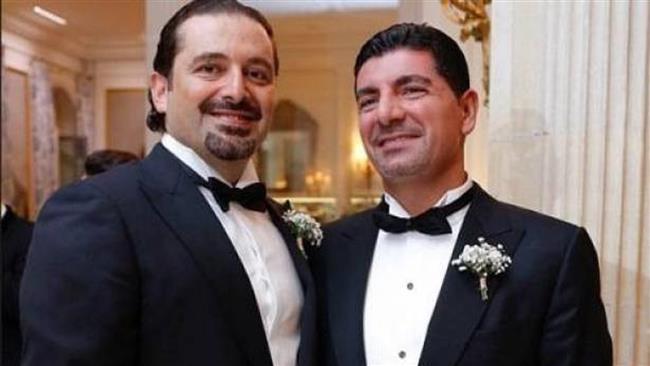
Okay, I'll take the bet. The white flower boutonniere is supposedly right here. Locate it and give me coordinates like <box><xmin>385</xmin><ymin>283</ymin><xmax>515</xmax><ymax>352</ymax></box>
<box><xmin>282</xmin><ymin>208</ymin><xmax>323</xmax><ymax>258</ymax></box>
<box><xmin>451</xmin><ymin>237</ymin><xmax>512</xmax><ymax>301</ymax></box>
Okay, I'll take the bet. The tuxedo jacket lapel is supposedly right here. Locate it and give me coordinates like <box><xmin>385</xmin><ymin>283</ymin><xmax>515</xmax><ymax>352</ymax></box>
<box><xmin>327</xmin><ymin>211</ymin><xmax>379</xmax><ymax>366</ymax></box>
<box><xmin>266</xmin><ymin>202</ymin><xmax>317</xmax><ymax>366</ymax></box>
<box><xmin>419</xmin><ymin>185</ymin><xmax>524</xmax><ymax>366</ymax></box>
<box><xmin>138</xmin><ymin>145</ymin><xmax>273</xmax><ymax>366</ymax></box>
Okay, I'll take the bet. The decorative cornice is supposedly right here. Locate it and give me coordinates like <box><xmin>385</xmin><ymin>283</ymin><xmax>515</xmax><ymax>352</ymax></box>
<box><xmin>1</xmin><ymin>13</ymin><xmax>144</xmax><ymax>63</ymax></box>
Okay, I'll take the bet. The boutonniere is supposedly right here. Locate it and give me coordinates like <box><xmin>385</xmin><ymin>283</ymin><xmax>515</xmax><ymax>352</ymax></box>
<box><xmin>281</xmin><ymin>203</ymin><xmax>323</xmax><ymax>258</ymax></box>
<box><xmin>451</xmin><ymin>237</ymin><xmax>512</xmax><ymax>301</ymax></box>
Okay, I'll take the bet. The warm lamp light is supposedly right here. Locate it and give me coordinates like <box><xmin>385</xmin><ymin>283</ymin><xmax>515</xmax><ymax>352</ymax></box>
<box><xmin>350</xmin><ymin>133</ymin><xmax>373</xmax><ymax>193</ymax></box>
<box><xmin>351</xmin><ymin>134</ymin><xmax>369</xmax><ymax>169</ymax></box>
<box><xmin>305</xmin><ymin>170</ymin><xmax>331</xmax><ymax>196</ymax></box>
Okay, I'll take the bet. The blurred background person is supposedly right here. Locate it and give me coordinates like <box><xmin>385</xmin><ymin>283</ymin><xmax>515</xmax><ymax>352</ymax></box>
<box><xmin>1</xmin><ymin>201</ymin><xmax>33</xmax><ymax>366</ymax></box>
<box><xmin>83</xmin><ymin>149</ymin><xmax>139</xmax><ymax>177</ymax></box>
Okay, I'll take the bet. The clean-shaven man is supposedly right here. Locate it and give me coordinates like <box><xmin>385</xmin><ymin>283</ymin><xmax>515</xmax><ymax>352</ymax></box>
<box><xmin>311</xmin><ymin>23</ymin><xmax>611</xmax><ymax>366</ymax></box>
<box><xmin>21</xmin><ymin>1</ymin><xmax>316</xmax><ymax>365</ymax></box>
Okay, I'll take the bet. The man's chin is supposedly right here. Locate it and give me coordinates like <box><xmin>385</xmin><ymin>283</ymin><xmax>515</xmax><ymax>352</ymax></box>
<box><xmin>375</xmin><ymin>159</ymin><xmax>423</xmax><ymax>180</ymax></box>
<box><xmin>204</xmin><ymin>133</ymin><xmax>257</xmax><ymax>161</ymax></box>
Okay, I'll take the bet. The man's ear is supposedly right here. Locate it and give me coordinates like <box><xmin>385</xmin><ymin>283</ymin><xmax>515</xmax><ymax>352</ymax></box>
<box><xmin>150</xmin><ymin>72</ymin><xmax>169</xmax><ymax>113</ymax></box>
<box><xmin>459</xmin><ymin>89</ymin><xmax>479</xmax><ymax>136</ymax></box>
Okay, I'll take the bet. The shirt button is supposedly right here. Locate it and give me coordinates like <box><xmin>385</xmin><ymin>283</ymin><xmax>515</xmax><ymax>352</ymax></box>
<box><xmin>398</xmin><ymin>350</ymin><xmax>406</xmax><ymax>359</ymax></box>
<box><xmin>406</xmin><ymin>282</ymin><xmax>414</xmax><ymax>290</ymax></box>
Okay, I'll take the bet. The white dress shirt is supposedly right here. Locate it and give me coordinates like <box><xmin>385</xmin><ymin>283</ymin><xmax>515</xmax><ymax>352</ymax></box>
<box><xmin>161</xmin><ymin>134</ymin><xmax>303</xmax><ymax>366</ymax></box>
<box><xmin>364</xmin><ymin>178</ymin><xmax>474</xmax><ymax>366</ymax></box>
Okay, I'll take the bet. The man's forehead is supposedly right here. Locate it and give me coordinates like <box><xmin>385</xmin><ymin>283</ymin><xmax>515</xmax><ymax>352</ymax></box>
<box><xmin>175</xmin><ymin>13</ymin><xmax>271</xmax><ymax>53</ymax></box>
<box><xmin>358</xmin><ymin>51</ymin><xmax>436</xmax><ymax>83</ymax></box>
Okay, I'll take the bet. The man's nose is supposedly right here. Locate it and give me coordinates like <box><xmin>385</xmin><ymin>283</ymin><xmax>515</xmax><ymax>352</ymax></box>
<box><xmin>376</xmin><ymin>95</ymin><xmax>405</xmax><ymax>126</ymax></box>
<box><xmin>220</xmin><ymin>68</ymin><xmax>247</xmax><ymax>103</ymax></box>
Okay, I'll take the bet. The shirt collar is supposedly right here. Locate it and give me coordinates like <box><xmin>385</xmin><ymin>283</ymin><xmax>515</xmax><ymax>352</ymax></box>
<box><xmin>161</xmin><ymin>133</ymin><xmax>259</xmax><ymax>188</ymax></box>
<box><xmin>383</xmin><ymin>176</ymin><xmax>474</xmax><ymax>218</ymax></box>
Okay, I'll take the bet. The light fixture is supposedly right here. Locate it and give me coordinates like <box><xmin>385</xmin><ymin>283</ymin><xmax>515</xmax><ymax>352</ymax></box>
<box><xmin>33</xmin><ymin>6</ymin><xmax>67</xmax><ymax>26</ymax></box>
<box><xmin>440</xmin><ymin>0</ymin><xmax>490</xmax><ymax>106</ymax></box>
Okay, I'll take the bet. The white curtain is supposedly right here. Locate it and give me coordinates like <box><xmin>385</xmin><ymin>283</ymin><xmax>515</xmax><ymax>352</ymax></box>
<box><xmin>29</xmin><ymin>60</ymin><xmax>59</xmax><ymax>212</ymax></box>
<box><xmin>490</xmin><ymin>2</ymin><xmax>650</xmax><ymax>365</ymax></box>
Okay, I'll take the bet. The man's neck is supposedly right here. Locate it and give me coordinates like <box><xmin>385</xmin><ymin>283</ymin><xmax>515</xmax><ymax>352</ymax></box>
<box><xmin>198</xmin><ymin>150</ymin><xmax>248</xmax><ymax>186</ymax></box>
<box><xmin>160</xmin><ymin>133</ymin><xmax>250</xmax><ymax>186</ymax></box>
<box><xmin>383</xmin><ymin>170</ymin><xmax>468</xmax><ymax>216</ymax></box>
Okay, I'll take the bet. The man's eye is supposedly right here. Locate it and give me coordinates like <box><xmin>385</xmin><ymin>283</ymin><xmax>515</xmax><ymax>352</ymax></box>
<box><xmin>402</xmin><ymin>87</ymin><xmax>426</xmax><ymax>98</ymax></box>
<box><xmin>358</xmin><ymin>97</ymin><xmax>377</xmax><ymax>111</ymax></box>
<box><xmin>196</xmin><ymin>64</ymin><xmax>221</xmax><ymax>75</ymax></box>
<box><xmin>247</xmin><ymin>68</ymin><xmax>272</xmax><ymax>84</ymax></box>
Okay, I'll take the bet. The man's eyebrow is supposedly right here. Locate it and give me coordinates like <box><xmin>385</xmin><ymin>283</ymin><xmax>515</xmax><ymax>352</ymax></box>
<box><xmin>188</xmin><ymin>52</ymin><xmax>227</xmax><ymax>68</ymax></box>
<box><xmin>356</xmin><ymin>86</ymin><xmax>378</xmax><ymax>100</ymax></box>
<box><xmin>355</xmin><ymin>74</ymin><xmax>431</xmax><ymax>99</ymax></box>
<box><xmin>247</xmin><ymin>57</ymin><xmax>274</xmax><ymax>72</ymax></box>
<box><xmin>394</xmin><ymin>74</ymin><xmax>431</xmax><ymax>87</ymax></box>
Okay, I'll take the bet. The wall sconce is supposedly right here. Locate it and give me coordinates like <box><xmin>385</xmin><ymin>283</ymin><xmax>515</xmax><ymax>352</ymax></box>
<box><xmin>351</xmin><ymin>133</ymin><xmax>374</xmax><ymax>194</ymax></box>
<box><xmin>305</xmin><ymin>170</ymin><xmax>331</xmax><ymax>196</ymax></box>
<box><xmin>440</xmin><ymin>0</ymin><xmax>491</xmax><ymax>106</ymax></box>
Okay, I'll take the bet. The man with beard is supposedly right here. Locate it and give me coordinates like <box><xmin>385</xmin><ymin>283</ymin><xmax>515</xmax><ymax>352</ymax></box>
<box><xmin>20</xmin><ymin>1</ymin><xmax>316</xmax><ymax>365</ymax></box>
<box><xmin>310</xmin><ymin>23</ymin><xmax>611</xmax><ymax>366</ymax></box>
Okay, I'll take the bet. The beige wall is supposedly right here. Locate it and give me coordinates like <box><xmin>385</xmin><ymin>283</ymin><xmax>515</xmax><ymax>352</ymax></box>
<box><xmin>94</xmin><ymin>60</ymin><xmax>147</xmax><ymax>150</ymax></box>
<box><xmin>106</xmin><ymin>89</ymin><xmax>146</xmax><ymax>156</ymax></box>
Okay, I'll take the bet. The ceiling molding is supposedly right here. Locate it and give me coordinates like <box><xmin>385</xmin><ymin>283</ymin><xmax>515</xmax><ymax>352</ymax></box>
<box><xmin>2</xmin><ymin>13</ymin><xmax>85</xmax><ymax>58</ymax></box>
<box><xmin>271</xmin><ymin>10</ymin><xmax>397</xmax><ymax>52</ymax></box>
<box><xmin>242</xmin><ymin>0</ymin><xmax>398</xmax><ymax>15</ymax></box>
<box><xmin>2</xmin><ymin>13</ymin><xmax>144</xmax><ymax>63</ymax></box>
<box><xmin>87</xmin><ymin>40</ymin><xmax>145</xmax><ymax>61</ymax></box>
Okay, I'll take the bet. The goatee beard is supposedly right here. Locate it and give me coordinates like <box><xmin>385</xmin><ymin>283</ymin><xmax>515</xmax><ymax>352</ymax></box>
<box><xmin>204</xmin><ymin>131</ymin><xmax>257</xmax><ymax>161</ymax></box>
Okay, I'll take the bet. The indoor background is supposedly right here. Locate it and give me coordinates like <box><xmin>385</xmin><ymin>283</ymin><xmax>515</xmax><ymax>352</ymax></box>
<box><xmin>1</xmin><ymin>1</ymin><xmax>648</xmax><ymax>364</ymax></box>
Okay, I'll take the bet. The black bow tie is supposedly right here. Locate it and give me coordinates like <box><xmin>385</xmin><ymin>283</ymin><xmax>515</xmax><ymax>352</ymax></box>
<box><xmin>196</xmin><ymin>177</ymin><xmax>267</xmax><ymax>213</ymax></box>
<box><xmin>372</xmin><ymin>185</ymin><xmax>476</xmax><ymax>235</ymax></box>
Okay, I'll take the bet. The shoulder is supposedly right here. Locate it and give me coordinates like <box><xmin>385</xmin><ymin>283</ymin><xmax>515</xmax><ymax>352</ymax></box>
<box><xmin>84</xmin><ymin>162</ymin><xmax>141</xmax><ymax>196</ymax></box>
<box><xmin>494</xmin><ymin>199</ymin><xmax>583</xmax><ymax>243</ymax></box>
<box><xmin>38</xmin><ymin>162</ymin><xmax>144</xmax><ymax>226</ymax></box>
<box><xmin>482</xmin><ymin>195</ymin><xmax>592</xmax><ymax>265</ymax></box>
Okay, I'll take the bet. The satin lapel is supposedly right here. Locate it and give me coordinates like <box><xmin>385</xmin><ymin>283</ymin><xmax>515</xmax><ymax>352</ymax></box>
<box><xmin>328</xmin><ymin>211</ymin><xmax>379</xmax><ymax>366</ymax></box>
<box><xmin>138</xmin><ymin>145</ymin><xmax>273</xmax><ymax>366</ymax></box>
<box><xmin>418</xmin><ymin>185</ymin><xmax>524</xmax><ymax>366</ymax></box>
<box><xmin>266</xmin><ymin>201</ymin><xmax>317</xmax><ymax>366</ymax></box>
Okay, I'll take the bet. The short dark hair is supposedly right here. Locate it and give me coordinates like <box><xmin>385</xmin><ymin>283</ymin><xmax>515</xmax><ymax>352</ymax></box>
<box><xmin>84</xmin><ymin>149</ymin><xmax>139</xmax><ymax>176</ymax></box>
<box><xmin>354</xmin><ymin>23</ymin><xmax>469</xmax><ymax>98</ymax></box>
<box><xmin>147</xmin><ymin>0</ymin><xmax>278</xmax><ymax>132</ymax></box>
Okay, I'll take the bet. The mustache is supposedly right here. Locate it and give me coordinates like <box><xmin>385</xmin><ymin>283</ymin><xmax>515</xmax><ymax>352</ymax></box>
<box><xmin>198</xmin><ymin>98</ymin><xmax>262</xmax><ymax>121</ymax></box>
<box><xmin>370</xmin><ymin>125</ymin><xmax>421</xmax><ymax>145</ymax></box>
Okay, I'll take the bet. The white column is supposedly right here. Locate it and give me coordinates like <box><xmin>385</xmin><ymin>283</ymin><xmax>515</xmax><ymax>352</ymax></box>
<box><xmin>490</xmin><ymin>2</ymin><xmax>650</xmax><ymax>365</ymax></box>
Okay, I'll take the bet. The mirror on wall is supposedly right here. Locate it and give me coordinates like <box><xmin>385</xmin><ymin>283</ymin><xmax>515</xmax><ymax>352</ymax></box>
<box><xmin>258</xmin><ymin>99</ymin><xmax>318</xmax><ymax>194</ymax></box>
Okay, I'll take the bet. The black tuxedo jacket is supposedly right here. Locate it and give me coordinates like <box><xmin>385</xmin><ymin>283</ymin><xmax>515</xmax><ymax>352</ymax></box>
<box><xmin>20</xmin><ymin>144</ymin><xmax>317</xmax><ymax>366</ymax></box>
<box><xmin>311</xmin><ymin>185</ymin><xmax>611</xmax><ymax>366</ymax></box>
<box><xmin>1</xmin><ymin>207</ymin><xmax>33</xmax><ymax>366</ymax></box>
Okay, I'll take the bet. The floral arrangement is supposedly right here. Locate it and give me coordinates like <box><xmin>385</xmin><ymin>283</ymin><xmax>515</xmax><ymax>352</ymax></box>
<box><xmin>282</xmin><ymin>208</ymin><xmax>323</xmax><ymax>257</ymax></box>
<box><xmin>451</xmin><ymin>237</ymin><xmax>512</xmax><ymax>301</ymax></box>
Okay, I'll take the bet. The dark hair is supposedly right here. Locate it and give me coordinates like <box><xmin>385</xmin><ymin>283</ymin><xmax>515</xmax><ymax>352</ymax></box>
<box><xmin>147</xmin><ymin>0</ymin><xmax>278</xmax><ymax>132</ymax></box>
<box><xmin>84</xmin><ymin>149</ymin><xmax>139</xmax><ymax>176</ymax></box>
<box><xmin>354</xmin><ymin>23</ymin><xmax>469</xmax><ymax>98</ymax></box>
